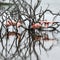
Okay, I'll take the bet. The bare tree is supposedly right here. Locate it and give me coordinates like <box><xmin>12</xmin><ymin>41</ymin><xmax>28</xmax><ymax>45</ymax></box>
<box><xmin>0</xmin><ymin>0</ymin><xmax>60</xmax><ymax>60</ymax></box>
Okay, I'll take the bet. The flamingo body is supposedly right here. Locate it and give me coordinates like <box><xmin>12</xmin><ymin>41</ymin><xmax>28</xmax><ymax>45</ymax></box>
<box><xmin>4</xmin><ymin>20</ymin><xmax>22</xmax><ymax>28</ymax></box>
<box><xmin>31</xmin><ymin>23</ymin><xmax>41</xmax><ymax>29</ymax></box>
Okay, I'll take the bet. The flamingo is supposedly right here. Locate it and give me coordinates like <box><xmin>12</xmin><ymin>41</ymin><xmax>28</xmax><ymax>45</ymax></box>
<box><xmin>44</xmin><ymin>20</ymin><xmax>50</xmax><ymax>28</ymax></box>
<box><xmin>32</xmin><ymin>34</ymin><xmax>54</xmax><ymax>42</ymax></box>
<box><xmin>33</xmin><ymin>35</ymin><xmax>42</xmax><ymax>41</ymax></box>
<box><xmin>4</xmin><ymin>20</ymin><xmax>22</xmax><ymax>28</ymax></box>
<box><xmin>31</xmin><ymin>23</ymin><xmax>41</xmax><ymax>29</ymax></box>
<box><xmin>3</xmin><ymin>31</ymin><xmax>21</xmax><ymax>45</ymax></box>
<box><xmin>39</xmin><ymin>20</ymin><xmax>54</xmax><ymax>28</ymax></box>
<box><xmin>33</xmin><ymin>33</ymin><xmax>55</xmax><ymax>41</ymax></box>
<box><xmin>43</xmin><ymin>33</ymin><xmax>54</xmax><ymax>41</ymax></box>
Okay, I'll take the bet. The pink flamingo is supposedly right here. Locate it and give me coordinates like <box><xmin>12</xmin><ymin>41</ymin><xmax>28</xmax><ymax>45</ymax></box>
<box><xmin>3</xmin><ymin>31</ymin><xmax>21</xmax><ymax>45</ymax></box>
<box><xmin>4</xmin><ymin>20</ymin><xmax>22</xmax><ymax>28</ymax></box>
<box><xmin>43</xmin><ymin>33</ymin><xmax>54</xmax><ymax>41</ymax></box>
<box><xmin>31</xmin><ymin>23</ymin><xmax>41</xmax><ymax>29</ymax></box>
<box><xmin>39</xmin><ymin>20</ymin><xmax>54</xmax><ymax>28</ymax></box>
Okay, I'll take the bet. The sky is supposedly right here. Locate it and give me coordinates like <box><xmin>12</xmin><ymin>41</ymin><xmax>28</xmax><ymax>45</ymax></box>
<box><xmin>40</xmin><ymin>0</ymin><xmax>60</xmax><ymax>12</ymax></box>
